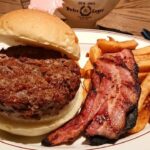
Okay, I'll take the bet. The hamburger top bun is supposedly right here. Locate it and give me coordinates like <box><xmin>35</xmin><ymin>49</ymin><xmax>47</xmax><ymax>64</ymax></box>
<box><xmin>0</xmin><ymin>84</ymin><xmax>85</xmax><ymax>136</ymax></box>
<box><xmin>0</xmin><ymin>9</ymin><xmax>80</xmax><ymax>60</ymax></box>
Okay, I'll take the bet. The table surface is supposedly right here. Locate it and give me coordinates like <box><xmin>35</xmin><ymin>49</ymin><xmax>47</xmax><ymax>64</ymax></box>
<box><xmin>97</xmin><ymin>0</ymin><xmax>150</xmax><ymax>36</ymax></box>
<box><xmin>0</xmin><ymin>0</ymin><xmax>150</xmax><ymax>36</ymax></box>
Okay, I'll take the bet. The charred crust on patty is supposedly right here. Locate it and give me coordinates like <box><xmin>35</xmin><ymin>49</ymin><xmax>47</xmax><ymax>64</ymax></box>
<box><xmin>0</xmin><ymin>46</ymin><xmax>81</xmax><ymax>120</ymax></box>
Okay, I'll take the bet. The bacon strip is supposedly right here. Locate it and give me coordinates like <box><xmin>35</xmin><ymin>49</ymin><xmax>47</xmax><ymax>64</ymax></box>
<box><xmin>86</xmin><ymin>58</ymin><xmax>139</xmax><ymax>139</ymax></box>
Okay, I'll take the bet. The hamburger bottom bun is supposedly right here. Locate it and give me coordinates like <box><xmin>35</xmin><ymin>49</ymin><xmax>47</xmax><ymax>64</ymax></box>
<box><xmin>0</xmin><ymin>9</ymin><xmax>83</xmax><ymax>137</ymax></box>
<box><xmin>0</xmin><ymin>9</ymin><xmax>80</xmax><ymax>60</ymax></box>
<box><xmin>0</xmin><ymin>84</ymin><xmax>85</xmax><ymax>136</ymax></box>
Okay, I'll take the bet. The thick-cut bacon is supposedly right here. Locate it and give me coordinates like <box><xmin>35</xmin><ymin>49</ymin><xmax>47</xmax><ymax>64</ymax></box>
<box><xmin>86</xmin><ymin>58</ymin><xmax>139</xmax><ymax>139</ymax></box>
<box><xmin>42</xmin><ymin>49</ymin><xmax>140</xmax><ymax>146</ymax></box>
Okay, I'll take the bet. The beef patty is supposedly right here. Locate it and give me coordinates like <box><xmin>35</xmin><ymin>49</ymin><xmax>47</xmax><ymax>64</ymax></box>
<box><xmin>0</xmin><ymin>46</ymin><xmax>80</xmax><ymax>120</ymax></box>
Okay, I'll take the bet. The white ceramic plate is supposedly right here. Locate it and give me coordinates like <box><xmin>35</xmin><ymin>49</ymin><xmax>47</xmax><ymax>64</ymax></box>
<box><xmin>0</xmin><ymin>29</ymin><xmax>150</xmax><ymax>150</ymax></box>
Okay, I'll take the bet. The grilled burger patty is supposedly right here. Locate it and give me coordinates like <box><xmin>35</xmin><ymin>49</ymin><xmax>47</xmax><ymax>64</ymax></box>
<box><xmin>0</xmin><ymin>46</ymin><xmax>80</xmax><ymax>120</ymax></box>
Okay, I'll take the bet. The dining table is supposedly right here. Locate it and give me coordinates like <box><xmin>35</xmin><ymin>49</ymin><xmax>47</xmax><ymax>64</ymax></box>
<box><xmin>97</xmin><ymin>0</ymin><xmax>150</xmax><ymax>36</ymax></box>
<box><xmin>0</xmin><ymin>1</ymin><xmax>150</xmax><ymax>150</ymax></box>
<box><xmin>0</xmin><ymin>0</ymin><xmax>150</xmax><ymax>36</ymax></box>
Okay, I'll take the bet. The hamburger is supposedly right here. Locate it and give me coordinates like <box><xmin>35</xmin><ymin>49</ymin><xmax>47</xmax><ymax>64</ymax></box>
<box><xmin>0</xmin><ymin>9</ymin><xmax>84</xmax><ymax>136</ymax></box>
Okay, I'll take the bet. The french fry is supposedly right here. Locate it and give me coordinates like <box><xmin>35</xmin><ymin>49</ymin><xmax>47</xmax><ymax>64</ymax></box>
<box><xmin>97</xmin><ymin>39</ymin><xmax>138</xmax><ymax>53</ymax></box>
<box><xmin>80</xmin><ymin>69</ymin><xmax>93</xmax><ymax>79</ymax></box>
<box><xmin>119</xmin><ymin>40</ymin><xmax>138</xmax><ymax>50</ymax></box>
<box><xmin>80</xmin><ymin>69</ymin><xmax>85</xmax><ymax>78</ymax></box>
<box><xmin>138</xmin><ymin>72</ymin><xmax>150</xmax><ymax>82</ymax></box>
<box><xmin>97</xmin><ymin>39</ymin><xmax>119</xmax><ymax>53</ymax></box>
<box><xmin>84</xmin><ymin>70</ymin><xmax>93</xmax><ymax>79</ymax></box>
<box><xmin>84</xmin><ymin>45</ymin><xmax>102</xmax><ymax>77</ymax></box>
<box><xmin>89</xmin><ymin>45</ymin><xmax>102</xmax><ymax>63</ymax></box>
<box><xmin>84</xmin><ymin>60</ymin><xmax>93</xmax><ymax>71</ymax></box>
<box><xmin>137</xmin><ymin>60</ymin><xmax>150</xmax><ymax>72</ymax></box>
<box><xmin>134</xmin><ymin>54</ymin><xmax>150</xmax><ymax>62</ymax></box>
<box><xmin>82</xmin><ymin>88</ymin><xmax>87</xmax><ymax>101</ymax></box>
<box><xmin>138</xmin><ymin>74</ymin><xmax>150</xmax><ymax>112</ymax></box>
<box><xmin>130</xmin><ymin>95</ymin><xmax>150</xmax><ymax>133</ymax></box>
<box><xmin>83</xmin><ymin>79</ymin><xmax>91</xmax><ymax>92</ymax></box>
<box><xmin>133</xmin><ymin>46</ymin><xmax>150</xmax><ymax>56</ymax></box>
<box><xmin>81</xmin><ymin>60</ymin><xmax>93</xmax><ymax>78</ymax></box>
<box><xmin>83</xmin><ymin>79</ymin><xmax>91</xmax><ymax>100</ymax></box>
<box><xmin>129</xmin><ymin>107</ymin><xmax>149</xmax><ymax>134</ymax></box>
<box><xmin>144</xmin><ymin>95</ymin><xmax>150</xmax><ymax>110</ymax></box>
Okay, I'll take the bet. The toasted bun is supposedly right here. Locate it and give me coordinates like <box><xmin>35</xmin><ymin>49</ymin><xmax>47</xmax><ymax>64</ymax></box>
<box><xmin>0</xmin><ymin>84</ymin><xmax>85</xmax><ymax>136</ymax></box>
<box><xmin>0</xmin><ymin>9</ymin><xmax>80</xmax><ymax>60</ymax></box>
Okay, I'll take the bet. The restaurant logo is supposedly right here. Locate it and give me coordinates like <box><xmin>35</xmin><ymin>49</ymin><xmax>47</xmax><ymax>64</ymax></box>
<box><xmin>65</xmin><ymin>2</ymin><xmax>104</xmax><ymax>17</ymax></box>
<box><xmin>80</xmin><ymin>6</ymin><xmax>91</xmax><ymax>16</ymax></box>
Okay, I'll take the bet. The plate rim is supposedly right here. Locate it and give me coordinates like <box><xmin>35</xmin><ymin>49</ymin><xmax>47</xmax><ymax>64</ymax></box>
<box><xmin>74</xmin><ymin>28</ymin><xmax>150</xmax><ymax>44</ymax></box>
<box><xmin>0</xmin><ymin>29</ymin><xmax>149</xmax><ymax>150</ymax></box>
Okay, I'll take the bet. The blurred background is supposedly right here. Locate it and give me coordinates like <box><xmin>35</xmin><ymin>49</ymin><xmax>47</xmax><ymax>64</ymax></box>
<box><xmin>0</xmin><ymin>0</ymin><xmax>150</xmax><ymax>36</ymax></box>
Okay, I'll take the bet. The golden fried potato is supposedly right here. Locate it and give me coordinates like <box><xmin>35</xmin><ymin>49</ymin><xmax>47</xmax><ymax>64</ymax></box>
<box><xmin>81</xmin><ymin>60</ymin><xmax>93</xmax><ymax>78</ymax></box>
<box><xmin>97</xmin><ymin>39</ymin><xmax>138</xmax><ymax>53</ymax></box>
<box><xmin>130</xmin><ymin>95</ymin><xmax>150</xmax><ymax>133</ymax></box>
<box><xmin>84</xmin><ymin>60</ymin><xmax>93</xmax><ymax>71</ymax></box>
<box><xmin>129</xmin><ymin>107</ymin><xmax>149</xmax><ymax>134</ymax></box>
<box><xmin>119</xmin><ymin>40</ymin><xmax>138</xmax><ymax>50</ymax></box>
<box><xmin>134</xmin><ymin>54</ymin><xmax>150</xmax><ymax>62</ymax></box>
<box><xmin>89</xmin><ymin>45</ymin><xmax>102</xmax><ymax>63</ymax></box>
<box><xmin>83</xmin><ymin>79</ymin><xmax>91</xmax><ymax>100</ymax></box>
<box><xmin>137</xmin><ymin>60</ymin><xmax>150</xmax><ymax>72</ymax></box>
<box><xmin>83</xmin><ymin>79</ymin><xmax>91</xmax><ymax>92</ymax></box>
<box><xmin>138</xmin><ymin>72</ymin><xmax>149</xmax><ymax>83</ymax></box>
<box><xmin>80</xmin><ymin>69</ymin><xmax>85</xmax><ymax>78</ymax></box>
<box><xmin>138</xmin><ymin>74</ymin><xmax>150</xmax><ymax>111</ymax></box>
<box><xmin>133</xmin><ymin>46</ymin><xmax>150</xmax><ymax>56</ymax></box>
